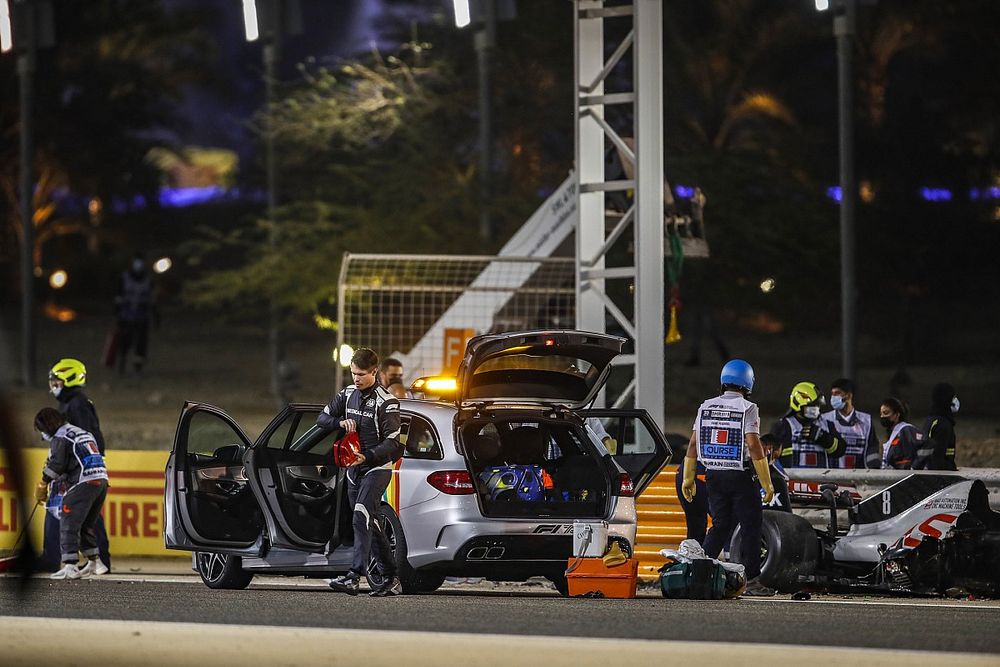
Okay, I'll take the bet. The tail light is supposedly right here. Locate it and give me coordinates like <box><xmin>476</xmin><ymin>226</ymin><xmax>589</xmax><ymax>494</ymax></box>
<box><xmin>618</xmin><ymin>472</ymin><xmax>635</xmax><ymax>497</ymax></box>
<box><xmin>427</xmin><ymin>470</ymin><xmax>476</xmax><ymax>495</ymax></box>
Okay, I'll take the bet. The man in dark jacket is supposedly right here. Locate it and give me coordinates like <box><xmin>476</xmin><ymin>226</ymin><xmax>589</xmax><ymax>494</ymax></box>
<box><xmin>44</xmin><ymin>358</ymin><xmax>111</xmax><ymax>572</ymax></box>
<box><xmin>772</xmin><ymin>381</ymin><xmax>845</xmax><ymax>469</ymax></box>
<box><xmin>115</xmin><ymin>253</ymin><xmax>155</xmax><ymax>375</ymax></box>
<box><xmin>317</xmin><ymin>348</ymin><xmax>403</xmax><ymax>596</ymax></box>
<box><xmin>917</xmin><ymin>383</ymin><xmax>959</xmax><ymax>471</ymax></box>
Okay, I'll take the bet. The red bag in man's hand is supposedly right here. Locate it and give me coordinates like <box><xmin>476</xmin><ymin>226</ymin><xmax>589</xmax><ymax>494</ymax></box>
<box><xmin>333</xmin><ymin>431</ymin><xmax>362</xmax><ymax>468</ymax></box>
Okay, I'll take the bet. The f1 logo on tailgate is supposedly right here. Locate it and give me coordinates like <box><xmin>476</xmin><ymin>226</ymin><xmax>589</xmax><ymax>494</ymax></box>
<box><xmin>533</xmin><ymin>525</ymin><xmax>573</xmax><ymax>534</ymax></box>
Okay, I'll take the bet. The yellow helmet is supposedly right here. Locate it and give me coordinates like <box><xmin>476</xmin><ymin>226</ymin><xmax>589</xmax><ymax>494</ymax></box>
<box><xmin>788</xmin><ymin>381</ymin><xmax>822</xmax><ymax>412</ymax></box>
<box><xmin>49</xmin><ymin>358</ymin><xmax>87</xmax><ymax>387</ymax></box>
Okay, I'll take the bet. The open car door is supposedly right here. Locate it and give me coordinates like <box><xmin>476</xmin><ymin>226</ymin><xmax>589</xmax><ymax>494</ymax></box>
<box><xmin>582</xmin><ymin>409</ymin><xmax>674</xmax><ymax>496</ymax></box>
<box><xmin>244</xmin><ymin>404</ymin><xmax>344</xmax><ymax>552</ymax></box>
<box><xmin>164</xmin><ymin>402</ymin><xmax>265</xmax><ymax>556</ymax></box>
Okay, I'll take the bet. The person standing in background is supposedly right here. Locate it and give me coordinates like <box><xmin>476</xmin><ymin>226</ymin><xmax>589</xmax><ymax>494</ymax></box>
<box><xmin>378</xmin><ymin>357</ymin><xmax>410</xmax><ymax>400</ymax></box>
<box><xmin>917</xmin><ymin>383</ymin><xmax>959</xmax><ymax>471</ymax></box>
<box><xmin>772</xmin><ymin>382</ymin><xmax>844</xmax><ymax>469</ymax></box>
<box><xmin>822</xmin><ymin>378</ymin><xmax>881</xmax><ymax>469</ymax></box>
<box><xmin>879</xmin><ymin>397</ymin><xmax>932</xmax><ymax>469</ymax></box>
<box><xmin>115</xmin><ymin>253</ymin><xmax>155</xmax><ymax>375</ymax></box>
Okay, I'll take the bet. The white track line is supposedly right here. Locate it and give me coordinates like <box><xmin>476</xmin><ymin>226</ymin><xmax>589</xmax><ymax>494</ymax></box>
<box><xmin>1</xmin><ymin>616</ymin><xmax>996</xmax><ymax>667</ymax></box>
<box><xmin>745</xmin><ymin>596</ymin><xmax>1000</xmax><ymax>611</ymax></box>
<box><xmin>15</xmin><ymin>573</ymin><xmax>1000</xmax><ymax>608</ymax></box>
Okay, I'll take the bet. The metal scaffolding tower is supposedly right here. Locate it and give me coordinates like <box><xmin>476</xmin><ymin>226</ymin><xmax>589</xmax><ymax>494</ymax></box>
<box><xmin>574</xmin><ymin>0</ymin><xmax>665</xmax><ymax>431</ymax></box>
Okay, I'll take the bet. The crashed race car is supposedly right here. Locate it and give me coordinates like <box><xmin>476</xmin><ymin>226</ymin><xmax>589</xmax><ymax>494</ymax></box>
<box><xmin>731</xmin><ymin>474</ymin><xmax>1000</xmax><ymax>596</ymax></box>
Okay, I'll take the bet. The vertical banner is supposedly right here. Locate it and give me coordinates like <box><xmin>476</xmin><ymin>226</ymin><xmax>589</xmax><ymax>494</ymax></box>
<box><xmin>443</xmin><ymin>328</ymin><xmax>477</xmax><ymax>375</ymax></box>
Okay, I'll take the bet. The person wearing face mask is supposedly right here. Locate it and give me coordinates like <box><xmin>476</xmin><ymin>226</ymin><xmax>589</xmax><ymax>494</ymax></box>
<box><xmin>33</xmin><ymin>408</ymin><xmax>109</xmax><ymax>579</ymax></box>
<box><xmin>821</xmin><ymin>378</ymin><xmax>881</xmax><ymax>469</ymax></box>
<box><xmin>916</xmin><ymin>384</ymin><xmax>959</xmax><ymax>471</ymax></box>
<box><xmin>41</xmin><ymin>359</ymin><xmax>111</xmax><ymax>573</ymax></box>
<box><xmin>114</xmin><ymin>252</ymin><xmax>156</xmax><ymax>375</ymax></box>
<box><xmin>378</xmin><ymin>357</ymin><xmax>410</xmax><ymax>400</ymax></box>
<box><xmin>879</xmin><ymin>397</ymin><xmax>932</xmax><ymax>469</ymax></box>
<box><xmin>772</xmin><ymin>381</ymin><xmax>844</xmax><ymax>468</ymax></box>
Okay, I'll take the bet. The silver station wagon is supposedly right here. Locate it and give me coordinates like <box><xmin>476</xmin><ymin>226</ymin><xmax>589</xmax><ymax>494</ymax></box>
<box><xmin>164</xmin><ymin>330</ymin><xmax>673</xmax><ymax>593</ymax></box>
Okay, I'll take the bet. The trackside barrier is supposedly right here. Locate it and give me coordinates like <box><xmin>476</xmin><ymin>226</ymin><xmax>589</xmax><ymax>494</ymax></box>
<box><xmin>784</xmin><ymin>468</ymin><xmax>1000</xmax><ymax>498</ymax></box>
<box><xmin>0</xmin><ymin>449</ymin><xmax>178</xmax><ymax>557</ymax></box>
<box><xmin>9</xmin><ymin>451</ymin><xmax>988</xmax><ymax>568</ymax></box>
<box><xmin>635</xmin><ymin>464</ymin><xmax>687</xmax><ymax>581</ymax></box>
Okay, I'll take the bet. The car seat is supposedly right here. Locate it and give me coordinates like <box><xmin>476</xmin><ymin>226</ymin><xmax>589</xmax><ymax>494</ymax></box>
<box><xmin>504</xmin><ymin>425</ymin><xmax>547</xmax><ymax>465</ymax></box>
<box><xmin>469</xmin><ymin>434</ymin><xmax>504</xmax><ymax>469</ymax></box>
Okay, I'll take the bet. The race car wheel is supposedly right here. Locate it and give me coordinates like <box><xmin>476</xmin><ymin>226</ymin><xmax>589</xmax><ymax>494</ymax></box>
<box><xmin>730</xmin><ymin>510</ymin><xmax>818</xmax><ymax>593</ymax></box>
<box><xmin>195</xmin><ymin>552</ymin><xmax>254</xmax><ymax>590</ymax></box>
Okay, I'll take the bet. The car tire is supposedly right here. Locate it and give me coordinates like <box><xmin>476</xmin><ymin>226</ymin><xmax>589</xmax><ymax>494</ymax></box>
<box><xmin>368</xmin><ymin>504</ymin><xmax>428</xmax><ymax>594</ymax></box>
<box><xmin>195</xmin><ymin>552</ymin><xmax>254</xmax><ymax>590</ymax></box>
<box><xmin>408</xmin><ymin>571</ymin><xmax>446</xmax><ymax>594</ymax></box>
<box><xmin>730</xmin><ymin>510</ymin><xmax>818</xmax><ymax>593</ymax></box>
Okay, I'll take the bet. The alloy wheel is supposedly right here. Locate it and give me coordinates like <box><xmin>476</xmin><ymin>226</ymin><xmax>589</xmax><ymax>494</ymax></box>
<box><xmin>366</xmin><ymin>514</ymin><xmax>397</xmax><ymax>589</ymax></box>
<box><xmin>197</xmin><ymin>552</ymin><xmax>229</xmax><ymax>583</ymax></box>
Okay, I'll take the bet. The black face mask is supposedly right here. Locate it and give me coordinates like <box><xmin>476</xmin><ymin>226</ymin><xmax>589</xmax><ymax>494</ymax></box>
<box><xmin>880</xmin><ymin>416</ymin><xmax>894</xmax><ymax>429</ymax></box>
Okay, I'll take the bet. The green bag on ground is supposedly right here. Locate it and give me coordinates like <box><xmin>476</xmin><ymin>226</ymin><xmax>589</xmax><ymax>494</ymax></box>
<box><xmin>659</xmin><ymin>560</ymin><xmax>728</xmax><ymax>600</ymax></box>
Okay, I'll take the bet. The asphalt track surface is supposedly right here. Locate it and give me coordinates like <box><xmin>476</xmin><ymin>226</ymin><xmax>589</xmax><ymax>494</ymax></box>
<box><xmin>3</xmin><ymin>576</ymin><xmax>999</xmax><ymax>655</ymax></box>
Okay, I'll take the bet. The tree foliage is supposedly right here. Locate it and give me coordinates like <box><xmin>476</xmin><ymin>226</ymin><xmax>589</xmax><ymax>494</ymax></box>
<box><xmin>0</xmin><ymin>0</ymin><xmax>216</xmax><ymax>295</ymax></box>
<box><xmin>183</xmin><ymin>49</ymin><xmax>484</xmax><ymax>319</ymax></box>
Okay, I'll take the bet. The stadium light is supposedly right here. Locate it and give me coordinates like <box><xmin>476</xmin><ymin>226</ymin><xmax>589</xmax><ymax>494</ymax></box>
<box><xmin>49</xmin><ymin>269</ymin><xmax>67</xmax><ymax>289</ymax></box>
<box><xmin>452</xmin><ymin>0</ymin><xmax>471</xmax><ymax>28</ymax></box>
<box><xmin>1</xmin><ymin>0</ymin><xmax>12</xmax><ymax>53</ymax></box>
<box><xmin>241</xmin><ymin>0</ymin><xmax>259</xmax><ymax>41</ymax></box>
<box><xmin>814</xmin><ymin>0</ymin><xmax>829</xmax><ymax>10</ymax></box>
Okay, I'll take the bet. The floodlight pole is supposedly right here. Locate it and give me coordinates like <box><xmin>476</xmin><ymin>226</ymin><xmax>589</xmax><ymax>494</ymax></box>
<box><xmin>835</xmin><ymin>0</ymin><xmax>857</xmax><ymax>381</ymax></box>
<box><xmin>264</xmin><ymin>10</ymin><xmax>285</xmax><ymax>406</ymax></box>
<box><xmin>475</xmin><ymin>0</ymin><xmax>496</xmax><ymax>246</ymax></box>
<box><xmin>18</xmin><ymin>0</ymin><xmax>37</xmax><ymax>387</ymax></box>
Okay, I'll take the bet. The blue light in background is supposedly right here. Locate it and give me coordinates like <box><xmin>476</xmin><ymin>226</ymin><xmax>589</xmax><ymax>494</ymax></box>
<box><xmin>826</xmin><ymin>186</ymin><xmax>842</xmax><ymax>203</ymax></box>
<box><xmin>674</xmin><ymin>184</ymin><xmax>695</xmax><ymax>199</ymax></box>
<box><xmin>159</xmin><ymin>185</ymin><xmax>227</xmax><ymax>208</ymax></box>
<box><xmin>919</xmin><ymin>187</ymin><xmax>952</xmax><ymax>202</ymax></box>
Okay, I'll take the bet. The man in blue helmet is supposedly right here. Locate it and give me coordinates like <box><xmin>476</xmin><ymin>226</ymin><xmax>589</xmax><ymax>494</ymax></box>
<box><xmin>681</xmin><ymin>359</ymin><xmax>776</xmax><ymax>596</ymax></box>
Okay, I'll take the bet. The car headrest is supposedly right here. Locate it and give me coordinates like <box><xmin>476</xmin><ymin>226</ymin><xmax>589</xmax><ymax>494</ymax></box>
<box><xmin>505</xmin><ymin>425</ymin><xmax>546</xmax><ymax>465</ymax></box>
<box><xmin>469</xmin><ymin>434</ymin><xmax>502</xmax><ymax>465</ymax></box>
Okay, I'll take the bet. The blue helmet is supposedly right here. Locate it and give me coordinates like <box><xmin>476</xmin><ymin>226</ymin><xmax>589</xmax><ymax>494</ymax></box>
<box><xmin>720</xmin><ymin>359</ymin><xmax>755</xmax><ymax>393</ymax></box>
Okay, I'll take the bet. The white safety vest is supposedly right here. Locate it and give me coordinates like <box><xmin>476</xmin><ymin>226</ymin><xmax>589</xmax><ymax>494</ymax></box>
<box><xmin>693</xmin><ymin>392</ymin><xmax>760</xmax><ymax>471</ymax></box>
<box><xmin>822</xmin><ymin>409</ymin><xmax>872</xmax><ymax>469</ymax></box>
<box><xmin>782</xmin><ymin>416</ymin><xmax>837</xmax><ymax>468</ymax></box>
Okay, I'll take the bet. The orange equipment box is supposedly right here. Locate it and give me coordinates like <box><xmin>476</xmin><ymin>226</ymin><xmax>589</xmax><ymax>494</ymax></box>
<box><xmin>566</xmin><ymin>557</ymin><xmax>639</xmax><ymax>599</ymax></box>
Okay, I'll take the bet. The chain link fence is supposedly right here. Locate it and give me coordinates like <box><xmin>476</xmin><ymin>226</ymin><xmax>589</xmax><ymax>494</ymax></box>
<box><xmin>335</xmin><ymin>253</ymin><xmax>576</xmax><ymax>390</ymax></box>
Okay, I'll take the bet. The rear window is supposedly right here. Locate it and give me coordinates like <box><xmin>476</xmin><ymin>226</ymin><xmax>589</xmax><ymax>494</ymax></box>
<box><xmin>474</xmin><ymin>354</ymin><xmax>595</xmax><ymax>377</ymax></box>
<box><xmin>466</xmin><ymin>355</ymin><xmax>601</xmax><ymax>403</ymax></box>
